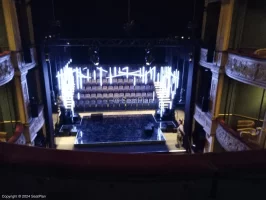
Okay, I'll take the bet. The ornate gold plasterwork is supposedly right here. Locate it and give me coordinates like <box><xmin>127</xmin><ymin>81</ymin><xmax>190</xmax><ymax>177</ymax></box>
<box><xmin>226</xmin><ymin>53</ymin><xmax>266</xmax><ymax>88</ymax></box>
<box><xmin>216</xmin><ymin>124</ymin><xmax>250</xmax><ymax>152</ymax></box>
<box><xmin>0</xmin><ymin>53</ymin><xmax>15</xmax><ymax>86</ymax></box>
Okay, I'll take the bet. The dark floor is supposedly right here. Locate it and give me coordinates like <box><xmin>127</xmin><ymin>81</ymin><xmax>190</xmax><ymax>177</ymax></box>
<box><xmin>75</xmin><ymin>114</ymin><xmax>165</xmax><ymax>146</ymax></box>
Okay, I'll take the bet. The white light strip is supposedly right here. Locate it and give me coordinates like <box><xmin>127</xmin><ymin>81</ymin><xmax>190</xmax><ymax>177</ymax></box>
<box><xmin>99</xmin><ymin>67</ymin><xmax>103</xmax><ymax>86</ymax></box>
<box><xmin>109</xmin><ymin>67</ymin><xmax>112</xmax><ymax>84</ymax></box>
<box><xmin>79</xmin><ymin>68</ymin><xmax>82</xmax><ymax>89</ymax></box>
<box><xmin>114</xmin><ymin>67</ymin><xmax>117</xmax><ymax>76</ymax></box>
<box><xmin>87</xmin><ymin>69</ymin><xmax>90</xmax><ymax>81</ymax></box>
<box><xmin>76</xmin><ymin>67</ymin><xmax>79</xmax><ymax>90</ymax></box>
<box><xmin>56</xmin><ymin>64</ymin><xmax>180</xmax><ymax>115</ymax></box>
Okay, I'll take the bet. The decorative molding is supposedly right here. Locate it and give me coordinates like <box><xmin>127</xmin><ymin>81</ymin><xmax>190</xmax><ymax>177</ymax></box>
<box><xmin>200</xmin><ymin>48</ymin><xmax>208</xmax><ymax>62</ymax></box>
<box><xmin>199</xmin><ymin>49</ymin><xmax>226</xmax><ymax>75</ymax></box>
<box><xmin>0</xmin><ymin>53</ymin><xmax>15</xmax><ymax>86</ymax></box>
<box><xmin>226</xmin><ymin>53</ymin><xmax>266</xmax><ymax>89</ymax></box>
<box><xmin>199</xmin><ymin>48</ymin><xmax>214</xmax><ymax>69</ymax></box>
<box><xmin>15</xmin><ymin>133</ymin><xmax>26</xmax><ymax>145</ymax></box>
<box><xmin>194</xmin><ymin>106</ymin><xmax>212</xmax><ymax>136</ymax></box>
<box><xmin>216</xmin><ymin>124</ymin><xmax>250</xmax><ymax>151</ymax></box>
<box><xmin>11</xmin><ymin>48</ymin><xmax>37</xmax><ymax>75</ymax></box>
<box><xmin>214</xmin><ymin>51</ymin><xmax>228</xmax><ymax>67</ymax></box>
<box><xmin>29</xmin><ymin>107</ymin><xmax>44</xmax><ymax>142</ymax></box>
<box><xmin>209</xmin><ymin>78</ymin><xmax>218</xmax><ymax>114</ymax></box>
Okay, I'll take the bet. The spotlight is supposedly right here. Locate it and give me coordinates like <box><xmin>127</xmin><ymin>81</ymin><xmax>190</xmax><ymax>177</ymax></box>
<box><xmin>189</xmin><ymin>53</ymin><xmax>193</xmax><ymax>62</ymax></box>
<box><xmin>181</xmin><ymin>36</ymin><xmax>184</xmax><ymax>39</ymax></box>
<box><xmin>145</xmin><ymin>54</ymin><xmax>154</xmax><ymax>66</ymax></box>
<box><xmin>89</xmin><ymin>47</ymin><xmax>100</xmax><ymax>66</ymax></box>
<box><xmin>145</xmin><ymin>46</ymin><xmax>155</xmax><ymax>66</ymax></box>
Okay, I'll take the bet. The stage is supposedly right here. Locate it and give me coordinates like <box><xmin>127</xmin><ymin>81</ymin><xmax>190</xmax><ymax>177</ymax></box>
<box><xmin>54</xmin><ymin>110</ymin><xmax>186</xmax><ymax>153</ymax></box>
<box><xmin>74</xmin><ymin>114</ymin><xmax>165</xmax><ymax>147</ymax></box>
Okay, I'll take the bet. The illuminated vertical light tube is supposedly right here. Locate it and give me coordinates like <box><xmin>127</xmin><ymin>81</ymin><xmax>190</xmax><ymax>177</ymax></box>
<box><xmin>118</xmin><ymin>67</ymin><xmax>121</xmax><ymax>74</ymax></box>
<box><xmin>114</xmin><ymin>67</ymin><xmax>117</xmax><ymax>76</ymax></box>
<box><xmin>126</xmin><ymin>67</ymin><xmax>129</xmax><ymax>79</ymax></box>
<box><xmin>57</xmin><ymin>72</ymin><xmax>61</xmax><ymax>90</ymax></box>
<box><xmin>149</xmin><ymin>67</ymin><xmax>151</xmax><ymax>81</ymax></box>
<box><xmin>160</xmin><ymin>99</ymin><xmax>163</xmax><ymax>118</ymax></box>
<box><xmin>145</xmin><ymin>70</ymin><xmax>148</xmax><ymax>84</ymax></box>
<box><xmin>153</xmin><ymin>66</ymin><xmax>156</xmax><ymax>82</ymax></box>
<box><xmin>157</xmin><ymin>72</ymin><xmax>160</xmax><ymax>82</ymax></box>
<box><xmin>167</xmin><ymin>68</ymin><xmax>171</xmax><ymax>98</ymax></box>
<box><xmin>160</xmin><ymin>67</ymin><xmax>163</xmax><ymax>84</ymax></box>
<box><xmin>109</xmin><ymin>67</ymin><xmax>112</xmax><ymax>84</ymax></box>
<box><xmin>153</xmin><ymin>91</ymin><xmax>155</xmax><ymax>101</ymax></box>
<box><xmin>76</xmin><ymin>68</ymin><xmax>79</xmax><ymax>90</ymax></box>
<box><xmin>79</xmin><ymin>68</ymin><xmax>83</xmax><ymax>89</ymax></box>
<box><xmin>176</xmin><ymin>70</ymin><xmax>179</xmax><ymax>89</ymax></box>
<box><xmin>77</xmin><ymin>92</ymin><xmax>80</xmax><ymax>100</ymax></box>
<box><xmin>169</xmin><ymin>102</ymin><xmax>172</xmax><ymax>110</ymax></box>
<box><xmin>99</xmin><ymin>67</ymin><xmax>103</xmax><ymax>86</ymax></box>
<box><xmin>142</xmin><ymin>66</ymin><xmax>145</xmax><ymax>83</ymax></box>
<box><xmin>87</xmin><ymin>69</ymin><xmax>90</xmax><ymax>82</ymax></box>
<box><xmin>133</xmin><ymin>76</ymin><xmax>136</xmax><ymax>86</ymax></box>
<box><xmin>93</xmin><ymin>70</ymin><xmax>96</xmax><ymax>80</ymax></box>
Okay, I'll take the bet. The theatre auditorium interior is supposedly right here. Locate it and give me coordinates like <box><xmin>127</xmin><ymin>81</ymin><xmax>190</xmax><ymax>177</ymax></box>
<box><xmin>1</xmin><ymin>0</ymin><xmax>266</xmax><ymax>198</ymax></box>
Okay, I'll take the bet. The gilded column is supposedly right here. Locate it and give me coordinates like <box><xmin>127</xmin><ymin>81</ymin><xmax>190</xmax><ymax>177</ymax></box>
<box><xmin>204</xmin><ymin>0</ymin><xmax>235</xmax><ymax>152</ymax></box>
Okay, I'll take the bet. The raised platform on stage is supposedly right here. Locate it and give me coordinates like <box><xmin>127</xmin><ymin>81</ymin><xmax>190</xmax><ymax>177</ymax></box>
<box><xmin>74</xmin><ymin>114</ymin><xmax>165</xmax><ymax>147</ymax></box>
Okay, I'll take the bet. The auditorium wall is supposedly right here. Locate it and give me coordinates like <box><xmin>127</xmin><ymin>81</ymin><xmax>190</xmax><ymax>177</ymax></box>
<box><xmin>0</xmin><ymin>0</ymin><xmax>8</xmax><ymax>50</ymax></box>
<box><xmin>220</xmin><ymin>77</ymin><xmax>266</xmax><ymax>123</ymax></box>
<box><xmin>229</xmin><ymin>0</ymin><xmax>266</xmax><ymax>49</ymax></box>
<box><xmin>241</xmin><ymin>0</ymin><xmax>266</xmax><ymax>49</ymax></box>
<box><xmin>0</xmin><ymin>81</ymin><xmax>17</xmax><ymax>138</ymax></box>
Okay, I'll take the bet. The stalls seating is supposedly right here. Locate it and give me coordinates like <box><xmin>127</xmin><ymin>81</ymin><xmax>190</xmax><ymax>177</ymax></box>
<box><xmin>254</xmin><ymin>48</ymin><xmax>266</xmax><ymax>58</ymax></box>
<box><xmin>237</xmin><ymin>120</ymin><xmax>255</xmax><ymax>131</ymax></box>
<box><xmin>239</xmin><ymin>127</ymin><xmax>262</xmax><ymax>146</ymax></box>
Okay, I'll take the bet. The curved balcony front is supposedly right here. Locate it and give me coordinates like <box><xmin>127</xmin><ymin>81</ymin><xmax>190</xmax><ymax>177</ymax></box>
<box><xmin>0</xmin><ymin>52</ymin><xmax>14</xmax><ymax>87</ymax></box>
<box><xmin>225</xmin><ymin>50</ymin><xmax>266</xmax><ymax>89</ymax></box>
<box><xmin>216</xmin><ymin>117</ymin><xmax>263</xmax><ymax>152</ymax></box>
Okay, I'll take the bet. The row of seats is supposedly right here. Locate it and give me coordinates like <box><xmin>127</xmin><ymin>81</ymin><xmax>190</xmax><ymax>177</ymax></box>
<box><xmin>81</xmin><ymin>84</ymin><xmax>154</xmax><ymax>91</ymax></box>
<box><xmin>74</xmin><ymin>92</ymin><xmax>154</xmax><ymax>99</ymax></box>
<box><xmin>83</xmin><ymin>78</ymin><xmax>153</xmax><ymax>86</ymax></box>
<box><xmin>75</xmin><ymin>100</ymin><xmax>158</xmax><ymax>111</ymax></box>
<box><xmin>75</xmin><ymin>98</ymin><xmax>158</xmax><ymax>105</ymax></box>
<box><xmin>77</xmin><ymin>88</ymin><xmax>154</xmax><ymax>95</ymax></box>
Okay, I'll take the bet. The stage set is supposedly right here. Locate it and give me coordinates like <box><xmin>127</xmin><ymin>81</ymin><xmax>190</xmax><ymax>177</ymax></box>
<box><xmin>46</xmin><ymin>38</ymin><xmax>190</xmax><ymax>152</ymax></box>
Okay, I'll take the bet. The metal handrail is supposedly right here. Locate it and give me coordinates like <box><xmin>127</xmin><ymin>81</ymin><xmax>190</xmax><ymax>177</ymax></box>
<box><xmin>0</xmin><ymin>121</ymin><xmax>21</xmax><ymax>124</ymax></box>
<box><xmin>218</xmin><ymin>114</ymin><xmax>264</xmax><ymax>122</ymax></box>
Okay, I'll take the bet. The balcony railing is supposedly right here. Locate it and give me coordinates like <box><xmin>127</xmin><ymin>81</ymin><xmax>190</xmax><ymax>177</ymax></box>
<box><xmin>216</xmin><ymin>118</ymin><xmax>261</xmax><ymax>151</ymax></box>
<box><xmin>1</xmin><ymin>141</ymin><xmax>266</xmax><ymax>198</ymax></box>
<box><xmin>7</xmin><ymin>124</ymin><xmax>25</xmax><ymax>145</ymax></box>
<box><xmin>226</xmin><ymin>50</ymin><xmax>266</xmax><ymax>89</ymax></box>
<box><xmin>0</xmin><ymin>51</ymin><xmax>14</xmax><ymax>86</ymax></box>
<box><xmin>29</xmin><ymin>105</ymin><xmax>45</xmax><ymax>143</ymax></box>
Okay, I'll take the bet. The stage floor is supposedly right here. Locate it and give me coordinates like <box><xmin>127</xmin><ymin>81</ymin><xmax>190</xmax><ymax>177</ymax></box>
<box><xmin>54</xmin><ymin>109</ymin><xmax>186</xmax><ymax>153</ymax></box>
<box><xmin>74</xmin><ymin>114</ymin><xmax>165</xmax><ymax>147</ymax></box>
